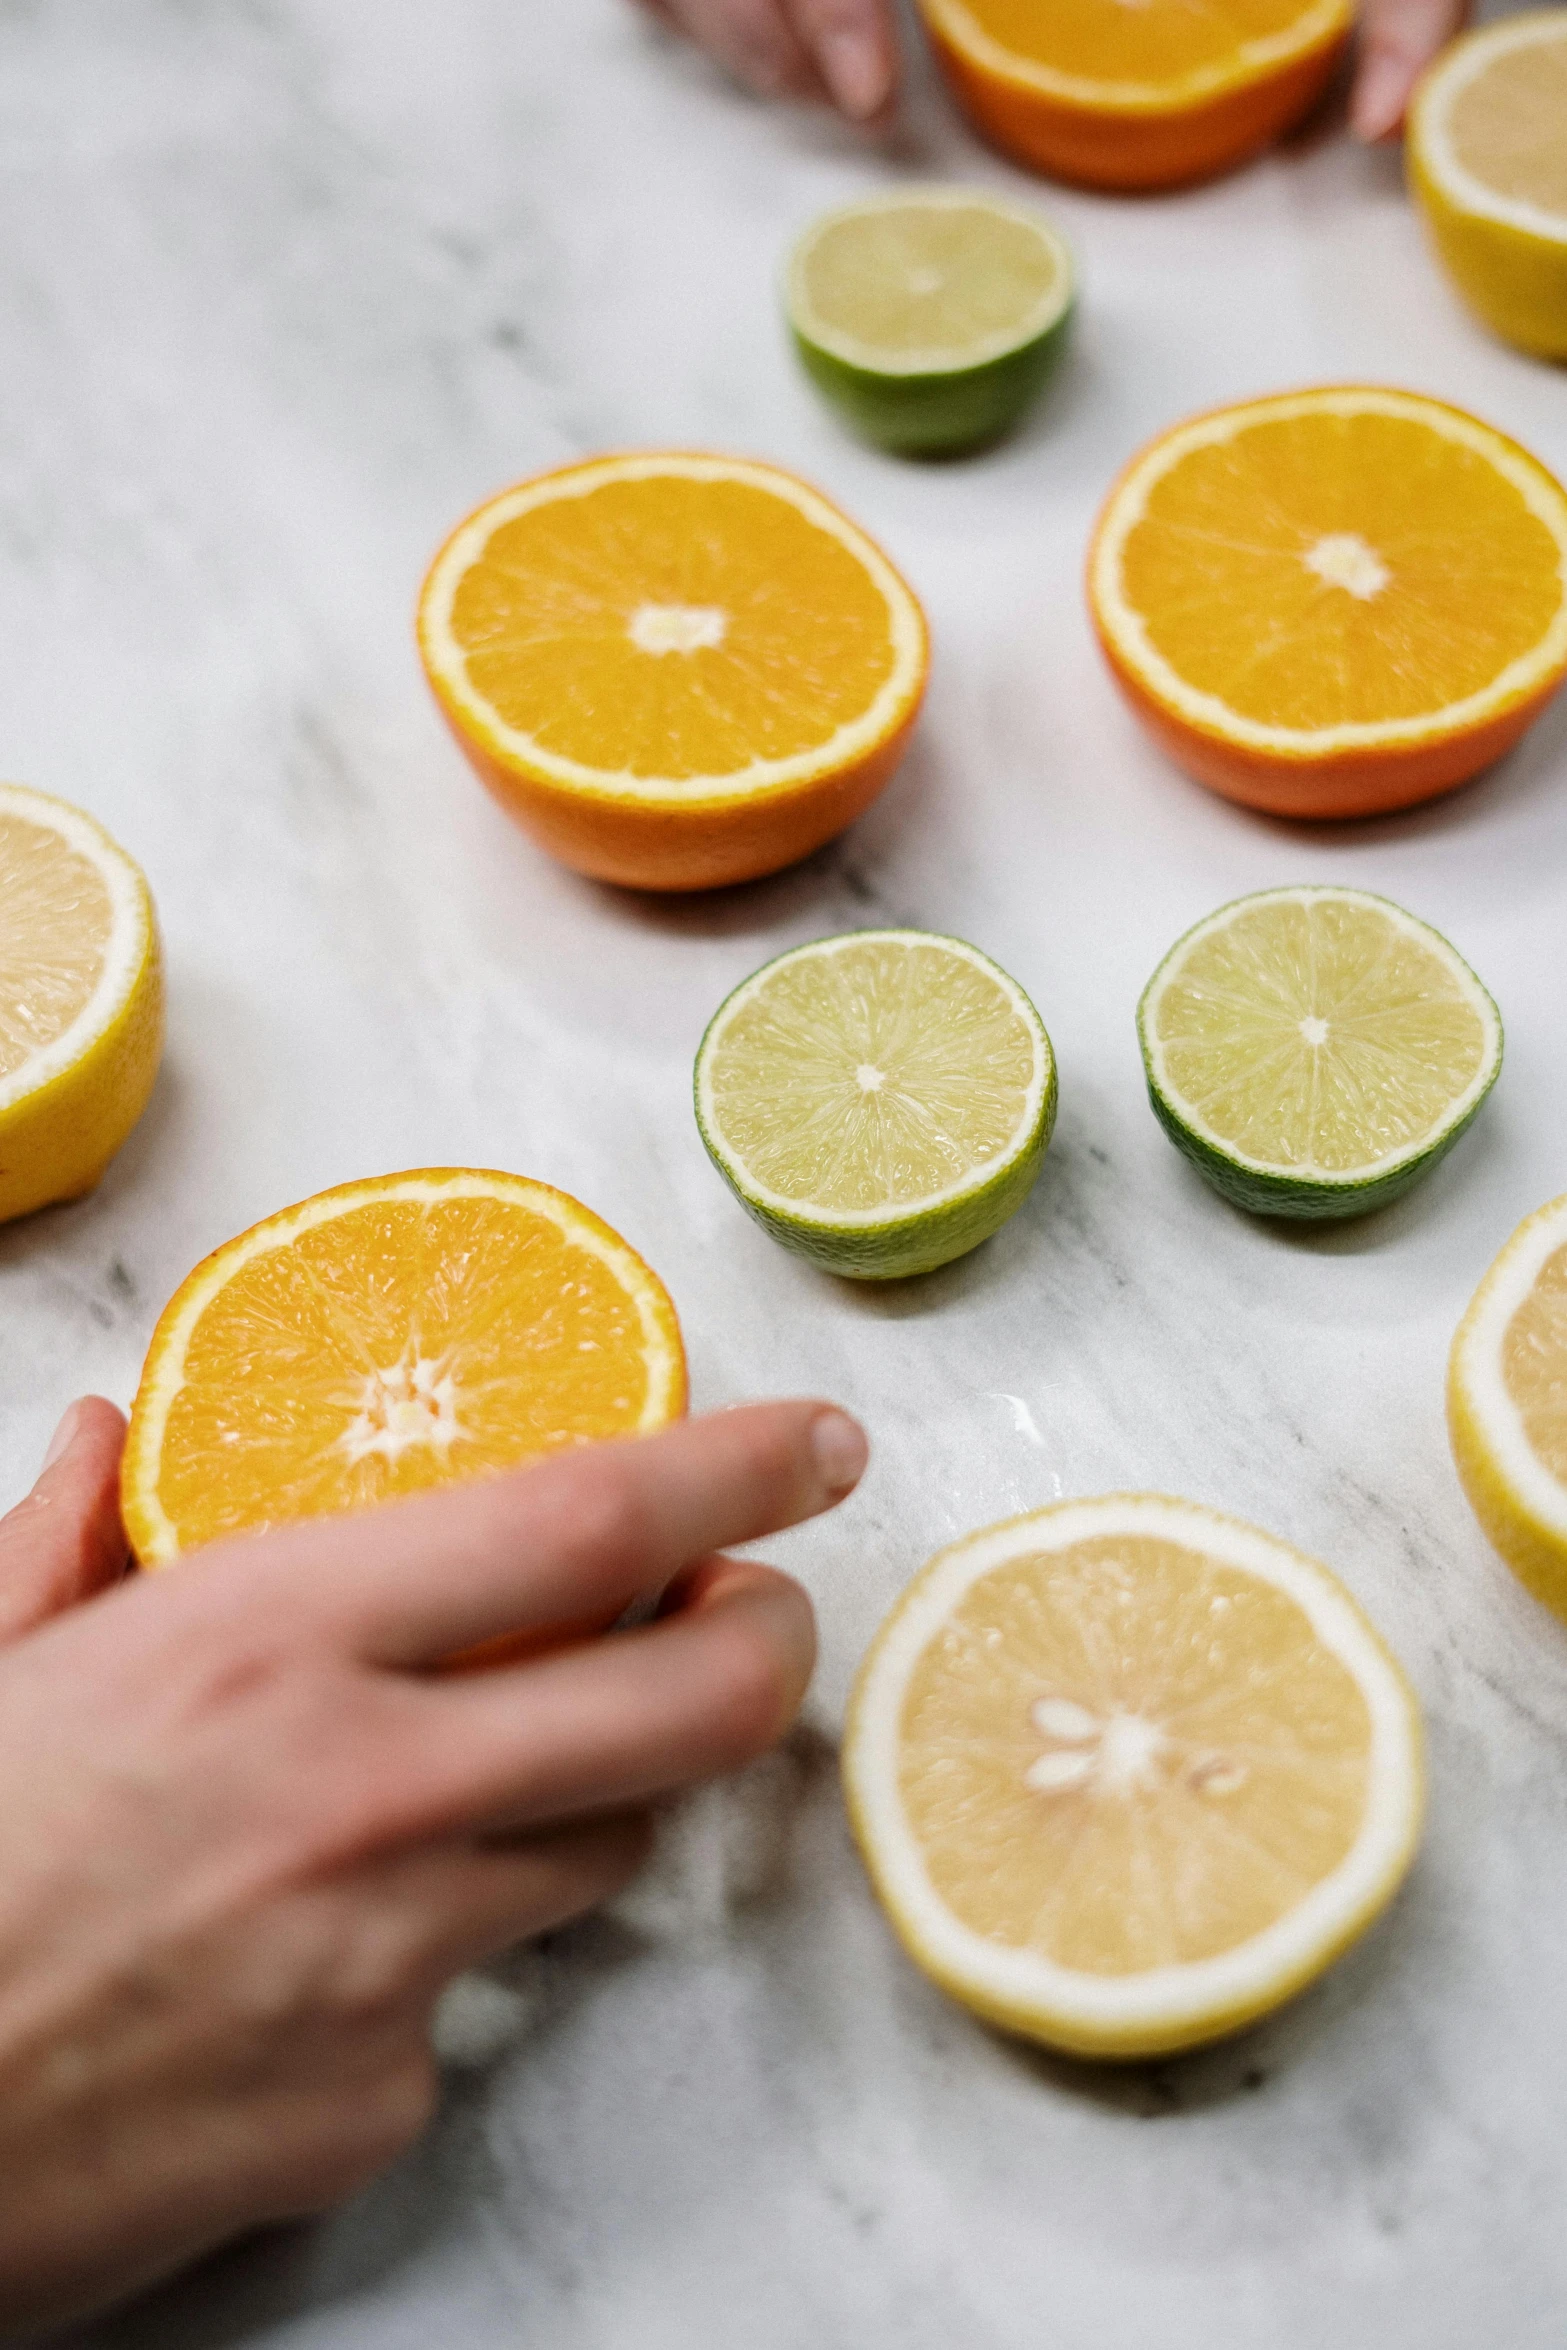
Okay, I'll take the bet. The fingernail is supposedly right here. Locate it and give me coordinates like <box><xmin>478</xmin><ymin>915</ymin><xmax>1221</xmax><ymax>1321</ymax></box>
<box><xmin>812</xmin><ymin>1409</ymin><xmax>868</xmax><ymax>1498</ymax></box>
<box><xmin>1352</xmin><ymin>50</ymin><xmax>1409</xmax><ymax>141</ymax></box>
<box><xmin>43</xmin><ymin>1401</ymin><xmax>83</xmax><ymax>1470</ymax></box>
<box><xmin>817</xmin><ymin>28</ymin><xmax>891</xmax><ymax>120</ymax></box>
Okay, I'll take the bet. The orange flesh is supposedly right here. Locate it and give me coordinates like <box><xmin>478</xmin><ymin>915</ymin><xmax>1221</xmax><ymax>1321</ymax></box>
<box><xmin>149</xmin><ymin>1192</ymin><xmax>680</xmax><ymax>1552</ymax></box>
<box><xmin>948</xmin><ymin>0</ymin><xmax>1339</xmax><ymax>86</ymax></box>
<box><xmin>1120</xmin><ymin>411</ymin><xmax>1565</xmax><ymax>732</ymax></box>
<box><xmin>0</xmin><ymin>815</ymin><xmax>111</xmax><ymax>1082</ymax></box>
<box><xmin>1503</xmin><ymin>1241</ymin><xmax>1567</xmax><ymax>1486</ymax></box>
<box><xmin>448</xmin><ymin>476</ymin><xmax>898</xmax><ymax>783</ymax></box>
<box><xmin>898</xmin><ymin>1536</ymin><xmax>1370</xmax><ymax>1974</ymax></box>
<box><xmin>1449</xmin><ymin>36</ymin><xmax>1567</xmax><ymax>219</ymax></box>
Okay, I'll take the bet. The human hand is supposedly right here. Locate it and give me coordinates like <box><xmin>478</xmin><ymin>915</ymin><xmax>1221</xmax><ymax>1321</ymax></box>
<box><xmin>634</xmin><ymin>0</ymin><xmax>899</xmax><ymax>120</ymax></box>
<box><xmin>0</xmin><ymin>1393</ymin><xmax>863</xmax><ymax>2335</ymax></box>
<box><xmin>1351</xmin><ymin>0</ymin><xmax>1469</xmax><ymax>138</ymax></box>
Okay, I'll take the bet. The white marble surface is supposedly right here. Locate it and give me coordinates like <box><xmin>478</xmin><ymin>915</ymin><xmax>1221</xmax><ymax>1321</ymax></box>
<box><xmin>6</xmin><ymin>0</ymin><xmax>1567</xmax><ymax>2340</ymax></box>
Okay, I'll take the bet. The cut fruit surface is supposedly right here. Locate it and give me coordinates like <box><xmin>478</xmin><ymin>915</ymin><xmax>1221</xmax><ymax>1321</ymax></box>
<box><xmin>1409</xmin><ymin>14</ymin><xmax>1567</xmax><ymax>361</ymax></box>
<box><xmin>785</xmin><ymin>188</ymin><xmax>1073</xmax><ymax>455</ymax></box>
<box><xmin>694</xmin><ymin>929</ymin><xmax>1055</xmax><ymax>1280</ymax></box>
<box><xmin>917</xmin><ymin>0</ymin><xmax>1351</xmax><ymax>190</ymax></box>
<box><xmin>417</xmin><ymin>454</ymin><xmax>928</xmax><ymax>891</ymax></box>
<box><xmin>1139</xmin><ymin>887</ymin><xmax>1501</xmax><ymax>1219</ymax></box>
<box><xmin>843</xmin><ymin>1495</ymin><xmax>1424</xmax><ymax>2057</ymax></box>
<box><xmin>0</xmin><ymin>783</ymin><xmax>163</xmax><ymax>1224</ymax></box>
<box><xmin>1089</xmin><ymin>387</ymin><xmax>1567</xmax><ymax>819</ymax></box>
<box><xmin>1449</xmin><ymin>1193</ymin><xmax>1567</xmax><ymax>1623</ymax></box>
<box><xmin>122</xmin><ymin>1171</ymin><xmax>686</xmax><ymax>1566</ymax></box>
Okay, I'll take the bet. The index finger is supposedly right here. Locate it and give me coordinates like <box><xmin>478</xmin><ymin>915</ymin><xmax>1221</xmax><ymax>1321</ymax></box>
<box><xmin>188</xmin><ymin>1400</ymin><xmax>867</xmax><ymax>1667</ymax></box>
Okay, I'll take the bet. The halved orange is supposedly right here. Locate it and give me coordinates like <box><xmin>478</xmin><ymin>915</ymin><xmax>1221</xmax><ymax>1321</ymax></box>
<box><xmin>122</xmin><ymin>1170</ymin><xmax>686</xmax><ymax>1567</ymax></box>
<box><xmin>917</xmin><ymin>0</ymin><xmax>1351</xmax><ymax>191</ymax></box>
<box><xmin>1088</xmin><ymin>387</ymin><xmax>1567</xmax><ymax>821</ymax></box>
<box><xmin>417</xmin><ymin>453</ymin><xmax>928</xmax><ymax>893</ymax></box>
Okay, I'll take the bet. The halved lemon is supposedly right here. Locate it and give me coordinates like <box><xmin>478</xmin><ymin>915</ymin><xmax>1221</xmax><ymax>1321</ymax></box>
<box><xmin>418</xmin><ymin>454</ymin><xmax>928</xmax><ymax>893</ymax></box>
<box><xmin>1449</xmin><ymin>1194</ymin><xmax>1567</xmax><ymax>1623</ymax></box>
<box><xmin>843</xmin><ymin>1495</ymin><xmax>1424</xmax><ymax>2059</ymax></box>
<box><xmin>0</xmin><ymin>782</ymin><xmax>163</xmax><ymax>1224</ymax></box>
<box><xmin>917</xmin><ymin>0</ymin><xmax>1352</xmax><ymax>191</ymax></box>
<box><xmin>122</xmin><ymin>1170</ymin><xmax>686</xmax><ymax>1565</ymax></box>
<box><xmin>1409</xmin><ymin>14</ymin><xmax>1567</xmax><ymax>362</ymax></box>
<box><xmin>1138</xmin><ymin>887</ymin><xmax>1502</xmax><ymax>1220</ymax></box>
<box><xmin>1089</xmin><ymin>387</ymin><xmax>1567</xmax><ymax>820</ymax></box>
<box><xmin>785</xmin><ymin>188</ymin><xmax>1074</xmax><ymax>456</ymax></box>
<box><xmin>694</xmin><ymin>929</ymin><xmax>1055</xmax><ymax>1280</ymax></box>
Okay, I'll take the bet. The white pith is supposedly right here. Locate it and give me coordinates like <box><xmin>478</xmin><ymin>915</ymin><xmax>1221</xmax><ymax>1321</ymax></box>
<box><xmin>1412</xmin><ymin>13</ymin><xmax>1567</xmax><ymax>245</ymax></box>
<box><xmin>627</xmin><ymin>603</ymin><xmax>728</xmax><ymax>655</ymax></box>
<box><xmin>0</xmin><ymin>783</ymin><xmax>151</xmax><ymax>1117</ymax></box>
<box><xmin>421</xmin><ymin>454</ymin><xmax>926</xmax><ymax>804</ymax></box>
<box><xmin>126</xmin><ymin>1172</ymin><xmax>684</xmax><ymax>1566</ymax></box>
<box><xmin>1092</xmin><ymin>389</ymin><xmax>1567</xmax><ymax>754</ymax></box>
<box><xmin>845</xmin><ymin>1494</ymin><xmax>1423</xmax><ymax>2040</ymax></box>
<box><xmin>785</xmin><ymin>187</ymin><xmax>1074</xmax><ymax>376</ymax></box>
<box><xmin>919</xmin><ymin>0</ymin><xmax>1350</xmax><ymax>108</ymax></box>
<box><xmin>1452</xmin><ymin>1193</ymin><xmax>1567</xmax><ymax>1546</ymax></box>
<box><xmin>1303</xmin><ymin>532</ymin><xmax>1388</xmax><ymax>599</ymax></box>
<box><xmin>695</xmin><ymin>930</ymin><xmax>1051</xmax><ymax>1230</ymax></box>
<box><xmin>341</xmin><ymin>1351</ymin><xmax>464</xmax><ymax>1465</ymax></box>
<box><xmin>1138</xmin><ymin>886</ymin><xmax>1502</xmax><ymax>1185</ymax></box>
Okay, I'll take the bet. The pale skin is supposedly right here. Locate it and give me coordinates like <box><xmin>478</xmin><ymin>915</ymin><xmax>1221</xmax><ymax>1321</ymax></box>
<box><xmin>0</xmin><ymin>1393</ymin><xmax>866</xmax><ymax>2337</ymax></box>
<box><xmin>634</xmin><ymin>0</ymin><xmax>1470</xmax><ymax>140</ymax></box>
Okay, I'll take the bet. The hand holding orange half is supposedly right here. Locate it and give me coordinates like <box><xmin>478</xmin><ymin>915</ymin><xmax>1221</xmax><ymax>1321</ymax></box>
<box><xmin>121</xmin><ymin>1171</ymin><xmax>686</xmax><ymax>1568</ymax></box>
<box><xmin>417</xmin><ymin>454</ymin><xmax>927</xmax><ymax>893</ymax></box>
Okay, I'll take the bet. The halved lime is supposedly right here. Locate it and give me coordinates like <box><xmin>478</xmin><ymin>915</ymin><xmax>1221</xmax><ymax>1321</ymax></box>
<box><xmin>785</xmin><ymin>188</ymin><xmax>1074</xmax><ymax>457</ymax></box>
<box><xmin>1138</xmin><ymin>887</ymin><xmax>1502</xmax><ymax>1220</ymax></box>
<box><xmin>694</xmin><ymin>929</ymin><xmax>1056</xmax><ymax>1278</ymax></box>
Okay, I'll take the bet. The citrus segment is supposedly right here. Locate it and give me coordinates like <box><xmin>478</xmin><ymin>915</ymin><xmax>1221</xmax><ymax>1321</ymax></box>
<box><xmin>1138</xmin><ymin>887</ymin><xmax>1501</xmax><ymax>1218</ymax></box>
<box><xmin>918</xmin><ymin>0</ymin><xmax>1351</xmax><ymax>190</ymax></box>
<box><xmin>844</xmin><ymin>1496</ymin><xmax>1424</xmax><ymax>2057</ymax></box>
<box><xmin>122</xmin><ymin>1171</ymin><xmax>686</xmax><ymax>1566</ymax></box>
<box><xmin>1449</xmin><ymin>1194</ymin><xmax>1567</xmax><ymax>1622</ymax></box>
<box><xmin>418</xmin><ymin>455</ymin><xmax>928</xmax><ymax>891</ymax></box>
<box><xmin>1409</xmin><ymin>15</ymin><xmax>1567</xmax><ymax>360</ymax></box>
<box><xmin>1089</xmin><ymin>388</ymin><xmax>1567</xmax><ymax>818</ymax></box>
<box><xmin>785</xmin><ymin>189</ymin><xmax>1073</xmax><ymax>454</ymax></box>
<box><xmin>694</xmin><ymin>930</ymin><xmax>1055</xmax><ymax>1279</ymax></box>
<box><xmin>0</xmin><ymin>783</ymin><xmax>163</xmax><ymax>1224</ymax></box>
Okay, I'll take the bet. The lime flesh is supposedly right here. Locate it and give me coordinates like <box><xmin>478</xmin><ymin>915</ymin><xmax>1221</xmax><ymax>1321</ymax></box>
<box><xmin>695</xmin><ymin>929</ymin><xmax>1056</xmax><ymax>1278</ymax></box>
<box><xmin>1138</xmin><ymin>887</ymin><xmax>1502</xmax><ymax>1219</ymax></box>
<box><xmin>786</xmin><ymin>190</ymin><xmax>1074</xmax><ymax>457</ymax></box>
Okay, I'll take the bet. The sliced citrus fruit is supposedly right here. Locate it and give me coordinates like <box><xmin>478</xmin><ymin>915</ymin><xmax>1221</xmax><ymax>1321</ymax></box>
<box><xmin>785</xmin><ymin>188</ymin><xmax>1073</xmax><ymax>456</ymax></box>
<box><xmin>843</xmin><ymin>1495</ymin><xmax>1424</xmax><ymax>2058</ymax></box>
<box><xmin>1089</xmin><ymin>387</ymin><xmax>1567</xmax><ymax>820</ymax></box>
<box><xmin>122</xmin><ymin>1170</ymin><xmax>686</xmax><ymax>1566</ymax></box>
<box><xmin>417</xmin><ymin>454</ymin><xmax>928</xmax><ymax>893</ymax></box>
<box><xmin>1138</xmin><ymin>887</ymin><xmax>1501</xmax><ymax>1220</ymax></box>
<box><xmin>1449</xmin><ymin>1193</ymin><xmax>1567</xmax><ymax>1624</ymax></box>
<box><xmin>694</xmin><ymin>929</ymin><xmax>1054</xmax><ymax>1281</ymax></box>
<box><xmin>1409</xmin><ymin>14</ymin><xmax>1567</xmax><ymax>362</ymax></box>
<box><xmin>917</xmin><ymin>0</ymin><xmax>1351</xmax><ymax>191</ymax></box>
<box><xmin>0</xmin><ymin>782</ymin><xmax>163</xmax><ymax>1225</ymax></box>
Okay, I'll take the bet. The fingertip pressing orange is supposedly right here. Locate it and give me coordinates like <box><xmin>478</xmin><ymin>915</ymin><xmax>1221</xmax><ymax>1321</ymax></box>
<box><xmin>917</xmin><ymin>0</ymin><xmax>1351</xmax><ymax>192</ymax></box>
<box><xmin>122</xmin><ymin>1169</ymin><xmax>687</xmax><ymax>1568</ymax></box>
<box><xmin>1087</xmin><ymin>386</ymin><xmax>1567</xmax><ymax>821</ymax></box>
<box><xmin>416</xmin><ymin>453</ymin><xmax>929</xmax><ymax>894</ymax></box>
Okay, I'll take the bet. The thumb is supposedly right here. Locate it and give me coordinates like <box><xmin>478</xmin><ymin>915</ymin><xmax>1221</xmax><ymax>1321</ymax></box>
<box><xmin>0</xmin><ymin>1397</ymin><xmax>130</xmax><ymax>1644</ymax></box>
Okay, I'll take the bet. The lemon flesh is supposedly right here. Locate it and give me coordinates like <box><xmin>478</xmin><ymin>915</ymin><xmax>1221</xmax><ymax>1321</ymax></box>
<box><xmin>844</xmin><ymin>1496</ymin><xmax>1424</xmax><ymax>2058</ymax></box>
<box><xmin>1139</xmin><ymin>887</ymin><xmax>1501</xmax><ymax>1219</ymax></box>
<box><xmin>0</xmin><ymin>784</ymin><xmax>163</xmax><ymax>1223</ymax></box>
<box><xmin>1449</xmin><ymin>1193</ymin><xmax>1567</xmax><ymax>1623</ymax></box>
<box><xmin>694</xmin><ymin>929</ymin><xmax>1055</xmax><ymax>1279</ymax></box>
<box><xmin>786</xmin><ymin>190</ymin><xmax>1073</xmax><ymax>456</ymax></box>
<box><xmin>1409</xmin><ymin>14</ymin><xmax>1567</xmax><ymax>361</ymax></box>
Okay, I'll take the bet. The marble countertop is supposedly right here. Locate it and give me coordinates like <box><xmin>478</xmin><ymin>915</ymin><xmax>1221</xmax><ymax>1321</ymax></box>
<box><xmin>8</xmin><ymin>1</ymin><xmax>1566</xmax><ymax>2342</ymax></box>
